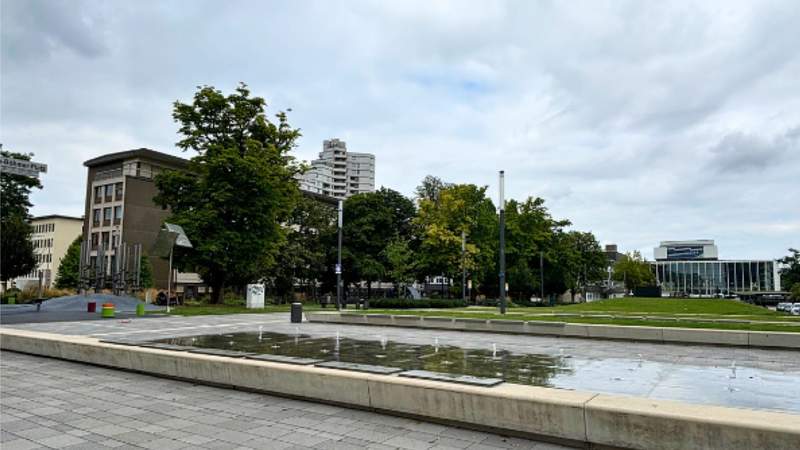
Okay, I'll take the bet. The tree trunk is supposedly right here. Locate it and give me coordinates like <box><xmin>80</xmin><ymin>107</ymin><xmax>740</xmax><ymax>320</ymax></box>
<box><xmin>210</xmin><ymin>279</ymin><xmax>224</xmax><ymax>304</ymax></box>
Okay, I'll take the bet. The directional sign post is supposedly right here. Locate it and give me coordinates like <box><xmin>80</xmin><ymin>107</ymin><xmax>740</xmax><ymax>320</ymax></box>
<box><xmin>0</xmin><ymin>156</ymin><xmax>47</xmax><ymax>178</ymax></box>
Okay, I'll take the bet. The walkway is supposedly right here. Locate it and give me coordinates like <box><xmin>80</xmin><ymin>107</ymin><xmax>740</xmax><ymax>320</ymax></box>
<box><xmin>0</xmin><ymin>351</ymin><xmax>569</xmax><ymax>450</ymax></box>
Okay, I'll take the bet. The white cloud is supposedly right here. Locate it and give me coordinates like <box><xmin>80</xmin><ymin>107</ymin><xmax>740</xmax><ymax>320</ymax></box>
<box><xmin>1</xmin><ymin>0</ymin><xmax>798</xmax><ymax>260</ymax></box>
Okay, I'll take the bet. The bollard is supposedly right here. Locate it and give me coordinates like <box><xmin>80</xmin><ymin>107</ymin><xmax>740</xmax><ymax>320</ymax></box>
<box><xmin>290</xmin><ymin>302</ymin><xmax>303</xmax><ymax>323</ymax></box>
<box><xmin>87</xmin><ymin>302</ymin><xmax>96</xmax><ymax>313</ymax></box>
<box><xmin>136</xmin><ymin>303</ymin><xmax>145</xmax><ymax>317</ymax></box>
<box><xmin>101</xmin><ymin>303</ymin><xmax>115</xmax><ymax>318</ymax></box>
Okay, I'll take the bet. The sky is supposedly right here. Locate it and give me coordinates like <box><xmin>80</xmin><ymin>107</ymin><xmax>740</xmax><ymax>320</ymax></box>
<box><xmin>2</xmin><ymin>0</ymin><xmax>798</xmax><ymax>260</ymax></box>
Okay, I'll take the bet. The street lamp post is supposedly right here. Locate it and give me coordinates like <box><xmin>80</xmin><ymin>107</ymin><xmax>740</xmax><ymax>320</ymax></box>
<box><xmin>498</xmin><ymin>170</ymin><xmax>506</xmax><ymax>315</ymax></box>
<box><xmin>461</xmin><ymin>230</ymin><xmax>466</xmax><ymax>303</ymax></box>
<box><xmin>336</xmin><ymin>200</ymin><xmax>343</xmax><ymax>310</ymax></box>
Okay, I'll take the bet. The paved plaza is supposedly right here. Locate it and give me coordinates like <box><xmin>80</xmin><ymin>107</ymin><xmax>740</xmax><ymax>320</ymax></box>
<box><xmin>1</xmin><ymin>351</ymin><xmax>569</xmax><ymax>450</ymax></box>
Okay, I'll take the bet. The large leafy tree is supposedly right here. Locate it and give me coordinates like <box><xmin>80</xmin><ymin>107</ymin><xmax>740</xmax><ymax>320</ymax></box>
<box><xmin>55</xmin><ymin>236</ymin><xmax>82</xmax><ymax>289</ymax></box>
<box><xmin>414</xmin><ymin>183</ymin><xmax>496</xmax><ymax>297</ymax></box>
<box><xmin>270</xmin><ymin>195</ymin><xmax>336</xmax><ymax>302</ymax></box>
<box><xmin>779</xmin><ymin>248</ymin><xmax>800</xmax><ymax>293</ymax></box>
<box><xmin>1</xmin><ymin>150</ymin><xmax>41</xmax><ymax>283</ymax></box>
<box><xmin>613</xmin><ymin>251</ymin><xmax>655</xmax><ymax>292</ymax></box>
<box><xmin>561</xmin><ymin>231</ymin><xmax>607</xmax><ymax>301</ymax></box>
<box><xmin>340</xmin><ymin>188</ymin><xmax>415</xmax><ymax>298</ymax></box>
<box><xmin>155</xmin><ymin>84</ymin><xmax>302</xmax><ymax>303</ymax></box>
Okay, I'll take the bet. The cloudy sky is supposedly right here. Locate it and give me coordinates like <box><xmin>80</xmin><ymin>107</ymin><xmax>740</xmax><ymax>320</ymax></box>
<box><xmin>2</xmin><ymin>0</ymin><xmax>798</xmax><ymax>260</ymax></box>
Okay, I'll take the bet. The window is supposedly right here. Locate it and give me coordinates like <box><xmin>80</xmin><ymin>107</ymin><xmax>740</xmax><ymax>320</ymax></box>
<box><xmin>112</xmin><ymin>232</ymin><xmax>120</xmax><ymax>248</ymax></box>
<box><xmin>114</xmin><ymin>206</ymin><xmax>123</xmax><ymax>224</ymax></box>
<box><xmin>115</xmin><ymin>182</ymin><xmax>123</xmax><ymax>200</ymax></box>
<box><xmin>93</xmin><ymin>209</ymin><xmax>101</xmax><ymax>226</ymax></box>
<box><xmin>105</xmin><ymin>184</ymin><xmax>114</xmax><ymax>201</ymax></box>
<box><xmin>94</xmin><ymin>186</ymin><xmax>103</xmax><ymax>203</ymax></box>
<box><xmin>103</xmin><ymin>207</ymin><xmax>112</xmax><ymax>225</ymax></box>
<box><xmin>91</xmin><ymin>233</ymin><xmax>99</xmax><ymax>248</ymax></box>
<box><xmin>101</xmin><ymin>232</ymin><xmax>110</xmax><ymax>248</ymax></box>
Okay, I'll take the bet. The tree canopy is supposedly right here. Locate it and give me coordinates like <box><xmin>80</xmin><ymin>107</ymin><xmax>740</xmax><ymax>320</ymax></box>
<box><xmin>154</xmin><ymin>84</ymin><xmax>302</xmax><ymax>303</ymax></box>
<box><xmin>613</xmin><ymin>251</ymin><xmax>656</xmax><ymax>292</ymax></box>
<box><xmin>55</xmin><ymin>236</ymin><xmax>82</xmax><ymax>289</ymax></box>
<box><xmin>0</xmin><ymin>150</ymin><xmax>41</xmax><ymax>283</ymax></box>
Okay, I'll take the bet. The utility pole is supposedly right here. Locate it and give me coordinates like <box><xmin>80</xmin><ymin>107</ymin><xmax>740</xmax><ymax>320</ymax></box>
<box><xmin>461</xmin><ymin>230</ymin><xmax>466</xmax><ymax>303</ymax></box>
<box><xmin>336</xmin><ymin>200</ymin><xmax>343</xmax><ymax>310</ymax></box>
<box><xmin>540</xmin><ymin>251</ymin><xmax>545</xmax><ymax>304</ymax></box>
<box><xmin>498</xmin><ymin>170</ymin><xmax>506</xmax><ymax>314</ymax></box>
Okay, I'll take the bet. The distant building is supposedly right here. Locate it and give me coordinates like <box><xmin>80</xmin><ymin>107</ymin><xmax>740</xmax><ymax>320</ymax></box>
<box><xmin>651</xmin><ymin>240</ymin><xmax>780</xmax><ymax>297</ymax></box>
<box><xmin>298</xmin><ymin>138</ymin><xmax>375</xmax><ymax>200</ymax></box>
<box><xmin>83</xmin><ymin>148</ymin><xmax>189</xmax><ymax>289</ymax></box>
<box><xmin>15</xmin><ymin>215</ymin><xmax>83</xmax><ymax>290</ymax></box>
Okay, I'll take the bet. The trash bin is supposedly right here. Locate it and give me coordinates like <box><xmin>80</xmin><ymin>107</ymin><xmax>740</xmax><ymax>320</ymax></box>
<box><xmin>136</xmin><ymin>303</ymin><xmax>145</xmax><ymax>317</ymax></box>
<box><xmin>101</xmin><ymin>303</ymin><xmax>115</xmax><ymax>318</ymax></box>
<box><xmin>290</xmin><ymin>302</ymin><xmax>302</xmax><ymax>323</ymax></box>
<box><xmin>87</xmin><ymin>302</ymin><xmax>96</xmax><ymax>313</ymax></box>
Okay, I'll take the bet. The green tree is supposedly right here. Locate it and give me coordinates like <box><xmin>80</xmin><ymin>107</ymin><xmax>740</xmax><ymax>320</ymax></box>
<box><xmin>55</xmin><ymin>236</ymin><xmax>82</xmax><ymax>289</ymax></box>
<box><xmin>413</xmin><ymin>183</ymin><xmax>496</xmax><ymax>297</ymax></box>
<box><xmin>613</xmin><ymin>251</ymin><xmax>655</xmax><ymax>292</ymax></box>
<box><xmin>384</xmin><ymin>237</ymin><xmax>417</xmax><ymax>295</ymax></box>
<box><xmin>414</xmin><ymin>175</ymin><xmax>452</xmax><ymax>202</ymax></box>
<box><xmin>778</xmin><ymin>248</ymin><xmax>800</xmax><ymax>293</ymax></box>
<box><xmin>563</xmin><ymin>231</ymin><xmax>607</xmax><ymax>301</ymax></box>
<box><xmin>140</xmin><ymin>255</ymin><xmax>153</xmax><ymax>289</ymax></box>
<box><xmin>154</xmin><ymin>84</ymin><xmax>301</xmax><ymax>303</ymax></box>
<box><xmin>270</xmin><ymin>195</ymin><xmax>336</xmax><ymax>302</ymax></box>
<box><xmin>0</xmin><ymin>149</ymin><xmax>41</xmax><ymax>284</ymax></box>
<box><xmin>1</xmin><ymin>215</ymin><xmax>37</xmax><ymax>284</ymax></box>
<box><xmin>340</xmin><ymin>188</ymin><xmax>416</xmax><ymax>298</ymax></box>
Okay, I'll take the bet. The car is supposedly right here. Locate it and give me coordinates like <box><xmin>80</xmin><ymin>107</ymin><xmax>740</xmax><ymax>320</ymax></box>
<box><xmin>791</xmin><ymin>305</ymin><xmax>800</xmax><ymax>316</ymax></box>
<box><xmin>777</xmin><ymin>302</ymin><xmax>791</xmax><ymax>312</ymax></box>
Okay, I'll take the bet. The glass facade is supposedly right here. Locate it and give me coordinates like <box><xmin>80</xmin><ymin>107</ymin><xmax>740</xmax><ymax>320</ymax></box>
<box><xmin>652</xmin><ymin>260</ymin><xmax>777</xmax><ymax>296</ymax></box>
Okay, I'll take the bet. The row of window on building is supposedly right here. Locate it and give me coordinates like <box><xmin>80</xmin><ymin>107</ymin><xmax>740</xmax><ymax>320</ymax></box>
<box><xmin>92</xmin><ymin>206</ymin><xmax>123</xmax><ymax>226</ymax></box>
<box><xmin>33</xmin><ymin>238</ymin><xmax>53</xmax><ymax>249</ymax></box>
<box><xmin>94</xmin><ymin>182</ymin><xmax>124</xmax><ymax>204</ymax></box>
<box><xmin>90</xmin><ymin>231</ymin><xmax>120</xmax><ymax>249</ymax></box>
<box><xmin>34</xmin><ymin>223</ymin><xmax>54</xmax><ymax>233</ymax></box>
<box><xmin>652</xmin><ymin>260</ymin><xmax>777</xmax><ymax>295</ymax></box>
<box><xmin>35</xmin><ymin>253</ymin><xmax>53</xmax><ymax>264</ymax></box>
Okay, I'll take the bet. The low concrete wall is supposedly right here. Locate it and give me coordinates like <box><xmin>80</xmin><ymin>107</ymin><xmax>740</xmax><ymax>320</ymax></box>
<box><xmin>2</xmin><ymin>328</ymin><xmax>798</xmax><ymax>450</ymax></box>
<box><xmin>305</xmin><ymin>312</ymin><xmax>800</xmax><ymax>349</ymax></box>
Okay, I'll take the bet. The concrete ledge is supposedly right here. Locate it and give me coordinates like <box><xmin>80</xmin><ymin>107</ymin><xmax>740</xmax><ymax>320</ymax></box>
<box><xmin>747</xmin><ymin>331</ymin><xmax>800</xmax><ymax>348</ymax></box>
<box><xmin>420</xmin><ymin>317</ymin><xmax>456</xmax><ymax>329</ymax></box>
<box><xmin>662</xmin><ymin>328</ymin><xmax>749</xmax><ymax>346</ymax></box>
<box><xmin>585</xmin><ymin>394</ymin><xmax>800</xmax><ymax>450</ymax></box>
<box><xmin>304</xmin><ymin>313</ymin><xmax>800</xmax><ymax>349</ymax></box>
<box><xmin>487</xmin><ymin>319</ymin><xmax>526</xmax><ymax>333</ymax></box>
<box><xmin>2</xmin><ymin>328</ymin><xmax>799</xmax><ymax>450</ymax></box>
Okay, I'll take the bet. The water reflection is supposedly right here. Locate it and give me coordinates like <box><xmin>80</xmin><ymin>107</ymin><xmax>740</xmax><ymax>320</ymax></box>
<box><xmin>156</xmin><ymin>332</ymin><xmax>571</xmax><ymax>386</ymax></box>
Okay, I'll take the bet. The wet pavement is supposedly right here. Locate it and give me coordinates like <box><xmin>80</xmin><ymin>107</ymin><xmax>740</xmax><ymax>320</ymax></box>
<box><xmin>4</xmin><ymin>313</ymin><xmax>800</xmax><ymax>414</ymax></box>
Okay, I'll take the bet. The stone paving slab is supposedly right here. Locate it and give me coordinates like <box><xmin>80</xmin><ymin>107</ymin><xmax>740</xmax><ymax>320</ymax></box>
<box><xmin>399</xmin><ymin>370</ymin><xmax>504</xmax><ymax>387</ymax></box>
<box><xmin>0</xmin><ymin>351</ymin><xmax>573</xmax><ymax>450</ymax></box>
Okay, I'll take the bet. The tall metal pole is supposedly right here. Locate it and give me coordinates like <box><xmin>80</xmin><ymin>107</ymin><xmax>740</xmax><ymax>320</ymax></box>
<box><xmin>540</xmin><ymin>251</ymin><xmax>545</xmax><ymax>304</ymax></box>
<box><xmin>167</xmin><ymin>247</ymin><xmax>173</xmax><ymax>313</ymax></box>
<box><xmin>461</xmin><ymin>230</ymin><xmax>466</xmax><ymax>303</ymax></box>
<box><xmin>498</xmin><ymin>171</ymin><xmax>506</xmax><ymax>314</ymax></box>
<box><xmin>336</xmin><ymin>200</ymin><xmax>343</xmax><ymax>311</ymax></box>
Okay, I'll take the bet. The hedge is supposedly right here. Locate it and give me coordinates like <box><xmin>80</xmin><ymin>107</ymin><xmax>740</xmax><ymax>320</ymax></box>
<box><xmin>368</xmin><ymin>298</ymin><xmax>467</xmax><ymax>309</ymax></box>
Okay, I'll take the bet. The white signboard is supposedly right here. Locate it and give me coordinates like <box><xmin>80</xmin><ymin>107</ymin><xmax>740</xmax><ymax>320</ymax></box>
<box><xmin>246</xmin><ymin>284</ymin><xmax>265</xmax><ymax>309</ymax></box>
<box><xmin>0</xmin><ymin>157</ymin><xmax>48</xmax><ymax>178</ymax></box>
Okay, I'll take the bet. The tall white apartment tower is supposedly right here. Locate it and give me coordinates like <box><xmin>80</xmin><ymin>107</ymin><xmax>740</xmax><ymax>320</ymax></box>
<box><xmin>298</xmin><ymin>138</ymin><xmax>375</xmax><ymax>199</ymax></box>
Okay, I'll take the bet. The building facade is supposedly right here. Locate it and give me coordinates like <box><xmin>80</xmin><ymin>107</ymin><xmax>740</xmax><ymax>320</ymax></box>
<box><xmin>651</xmin><ymin>240</ymin><xmax>780</xmax><ymax>296</ymax></box>
<box><xmin>298</xmin><ymin>138</ymin><xmax>375</xmax><ymax>200</ymax></box>
<box><xmin>15</xmin><ymin>215</ymin><xmax>83</xmax><ymax>290</ymax></box>
<box><xmin>83</xmin><ymin>149</ymin><xmax>189</xmax><ymax>289</ymax></box>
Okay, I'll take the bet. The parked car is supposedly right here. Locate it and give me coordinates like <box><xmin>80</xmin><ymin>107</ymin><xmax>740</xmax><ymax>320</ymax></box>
<box><xmin>792</xmin><ymin>304</ymin><xmax>800</xmax><ymax>316</ymax></box>
<box><xmin>777</xmin><ymin>302</ymin><xmax>790</xmax><ymax>311</ymax></box>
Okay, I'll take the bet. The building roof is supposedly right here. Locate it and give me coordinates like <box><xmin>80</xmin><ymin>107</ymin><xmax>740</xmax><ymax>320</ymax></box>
<box><xmin>31</xmin><ymin>214</ymin><xmax>84</xmax><ymax>222</ymax></box>
<box><xmin>83</xmin><ymin>148</ymin><xmax>189</xmax><ymax>168</ymax></box>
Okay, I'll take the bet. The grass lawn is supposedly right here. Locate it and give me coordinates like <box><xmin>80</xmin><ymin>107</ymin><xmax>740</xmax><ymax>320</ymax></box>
<box><xmin>363</xmin><ymin>297</ymin><xmax>800</xmax><ymax>333</ymax></box>
<box><xmin>156</xmin><ymin>303</ymin><xmax>323</xmax><ymax>316</ymax></box>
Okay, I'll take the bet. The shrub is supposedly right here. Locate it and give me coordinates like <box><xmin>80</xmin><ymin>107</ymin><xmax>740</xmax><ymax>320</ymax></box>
<box><xmin>368</xmin><ymin>298</ymin><xmax>466</xmax><ymax>309</ymax></box>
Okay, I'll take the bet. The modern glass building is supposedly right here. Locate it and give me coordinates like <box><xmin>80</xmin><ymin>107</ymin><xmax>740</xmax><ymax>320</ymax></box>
<box><xmin>652</xmin><ymin>259</ymin><xmax>780</xmax><ymax>296</ymax></box>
